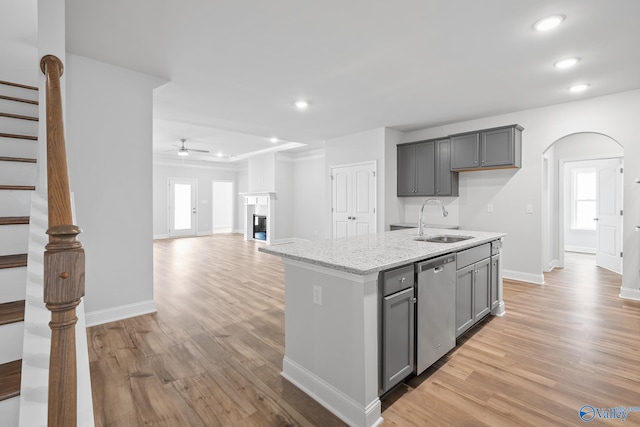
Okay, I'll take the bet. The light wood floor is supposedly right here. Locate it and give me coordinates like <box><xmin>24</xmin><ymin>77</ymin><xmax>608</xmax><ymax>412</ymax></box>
<box><xmin>88</xmin><ymin>236</ymin><xmax>640</xmax><ymax>426</ymax></box>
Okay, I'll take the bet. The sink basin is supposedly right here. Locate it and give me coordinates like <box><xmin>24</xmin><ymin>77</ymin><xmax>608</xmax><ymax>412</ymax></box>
<box><xmin>414</xmin><ymin>235</ymin><xmax>473</xmax><ymax>243</ymax></box>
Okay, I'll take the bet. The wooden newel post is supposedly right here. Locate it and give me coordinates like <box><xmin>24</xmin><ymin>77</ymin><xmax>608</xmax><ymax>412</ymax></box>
<box><xmin>41</xmin><ymin>54</ymin><xmax>85</xmax><ymax>427</ymax></box>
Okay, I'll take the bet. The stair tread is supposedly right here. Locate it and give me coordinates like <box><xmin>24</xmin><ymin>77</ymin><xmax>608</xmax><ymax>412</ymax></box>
<box><xmin>0</xmin><ymin>216</ymin><xmax>29</xmax><ymax>225</ymax></box>
<box><xmin>0</xmin><ymin>360</ymin><xmax>22</xmax><ymax>401</ymax></box>
<box><xmin>0</xmin><ymin>132</ymin><xmax>37</xmax><ymax>141</ymax></box>
<box><xmin>0</xmin><ymin>94</ymin><xmax>38</xmax><ymax>105</ymax></box>
<box><xmin>0</xmin><ymin>185</ymin><xmax>35</xmax><ymax>191</ymax></box>
<box><xmin>0</xmin><ymin>156</ymin><xmax>37</xmax><ymax>163</ymax></box>
<box><xmin>0</xmin><ymin>112</ymin><xmax>38</xmax><ymax>121</ymax></box>
<box><xmin>0</xmin><ymin>79</ymin><xmax>38</xmax><ymax>91</ymax></box>
<box><xmin>0</xmin><ymin>300</ymin><xmax>25</xmax><ymax>326</ymax></box>
<box><xmin>0</xmin><ymin>254</ymin><xmax>27</xmax><ymax>269</ymax></box>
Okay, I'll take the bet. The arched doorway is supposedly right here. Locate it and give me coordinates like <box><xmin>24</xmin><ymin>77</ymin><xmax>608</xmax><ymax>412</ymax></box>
<box><xmin>542</xmin><ymin>132</ymin><xmax>623</xmax><ymax>273</ymax></box>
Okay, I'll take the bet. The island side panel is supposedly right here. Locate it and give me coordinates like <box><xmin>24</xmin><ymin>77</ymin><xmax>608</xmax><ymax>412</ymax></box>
<box><xmin>281</xmin><ymin>259</ymin><xmax>383</xmax><ymax>427</ymax></box>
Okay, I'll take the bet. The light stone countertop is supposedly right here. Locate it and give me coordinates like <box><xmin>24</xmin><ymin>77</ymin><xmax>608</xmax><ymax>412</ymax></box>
<box><xmin>259</xmin><ymin>228</ymin><xmax>506</xmax><ymax>275</ymax></box>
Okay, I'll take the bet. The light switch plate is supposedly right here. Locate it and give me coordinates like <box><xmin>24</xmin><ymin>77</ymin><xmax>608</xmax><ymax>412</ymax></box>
<box><xmin>487</xmin><ymin>204</ymin><xmax>494</xmax><ymax>213</ymax></box>
<box><xmin>526</xmin><ymin>204</ymin><xmax>533</xmax><ymax>214</ymax></box>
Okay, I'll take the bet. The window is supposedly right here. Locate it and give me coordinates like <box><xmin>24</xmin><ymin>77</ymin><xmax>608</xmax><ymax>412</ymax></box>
<box><xmin>571</xmin><ymin>168</ymin><xmax>596</xmax><ymax>230</ymax></box>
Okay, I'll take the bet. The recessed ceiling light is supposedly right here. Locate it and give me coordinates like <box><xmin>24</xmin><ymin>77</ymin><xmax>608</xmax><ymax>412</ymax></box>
<box><xmin>270</xmin><ymin>137</ymin><xmax>279</xmax><ymax>143</ymax></box>
<box><xmin>554</xmin><ymin>57</ymin><xmax>580</xmax><ymax>69</ymax></box>
<box><xmin>217</xmin><ymin>152</ymin><xmax>224</xmax><ymax>157</ymax></box>
<box><xmin>295</xmin><ymin>100</ymin><xmax>309</xmax><ymax>110</ymax></box>
<box><xmin>533</xmin><ymin>15</ymin><xmax>565</xmax><ymax>31</ymax></box>
<box><xmin>569</xmin><ymin>83</ymin><xmax>590</xmax><ymax>93</ymax></box>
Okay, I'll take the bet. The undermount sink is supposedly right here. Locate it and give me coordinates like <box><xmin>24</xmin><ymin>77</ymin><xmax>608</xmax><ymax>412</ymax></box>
<box><xmin>414</xmin><ymin>235</ymin><xmax>473</xmax><ymax>243</ymax></box>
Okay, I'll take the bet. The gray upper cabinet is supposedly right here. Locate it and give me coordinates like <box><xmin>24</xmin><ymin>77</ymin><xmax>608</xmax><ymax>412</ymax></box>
<box><xmin>435</xmin><ymin>138</ymin><xmax>458</xmax><ymax>196</ymax></box>
<box><xmin>451</xmin><ymin>124</ymin><xmax>523</xmax><ymax>171</ymax></box>
<box><xmin>450</xmin><ymin>133</ymin><xmax>480</xmax><ymax>170</ymax></box>
<box><xmin>397</xmin><ymin>141</ymin><xmax>435</xmax><ymax>196</ymax></box>
<box><xmin>397</xmin><ymin>139</ymin><xmax>457</xmax><ymax>197</ymax></box>
<box><xmin>397</xmin><ymin>144</ymin><xmax>417</xmax><ymax>196</ymax></box>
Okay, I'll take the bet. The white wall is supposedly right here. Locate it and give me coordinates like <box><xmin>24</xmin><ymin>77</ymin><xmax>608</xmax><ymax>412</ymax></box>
<box><xmin>325</xmin><ymin>127</ymin><xmax>386</xmax><ymax>237</ymax></box>
<box><xmin>235</xmin><ymin>166</ymin><xmax>248</xmax><ymax>233</ymax></box>
<box><xmin>66</xmin><ymin>54</ymin><xmax>166</xmax><ymax>321</ymax></box>
<box><xmin>292</xmin><ymin>150</ymin><xmax>326</xmax><ymax>240</ymax></box>
<box><xmin>384</xmin><ymin>128</ymin><xmax>405</xmax><ymax>229</ymax></box>
<box><xmin>212</xmin><ymin>181</ymin><xmax>233</xmax><ymax>232</ymax></box>
<box><xmin>402</xmin><ymin>89</ymin><xmax>640</xmax><ymax>294</ymax></box>
<box><xmin>153</xmin><ymin>159</ymin><xmax>238</xmax><ymax>238</ymax></box>
<box><xmin>248</xmin><ymin>152</ymin><xmax>275</xmax><ymax>191</ymax></box>
<box><xmin>275</xmin><ymin>153</ymin><xmax>293</xmax><ymax>240</ymax></box>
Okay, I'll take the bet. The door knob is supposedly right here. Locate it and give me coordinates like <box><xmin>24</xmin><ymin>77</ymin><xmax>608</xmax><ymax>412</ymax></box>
<box><xmin>593</xmin><ymin>218</ymin><xmax>599</xmax><ymax>221</ymax></box>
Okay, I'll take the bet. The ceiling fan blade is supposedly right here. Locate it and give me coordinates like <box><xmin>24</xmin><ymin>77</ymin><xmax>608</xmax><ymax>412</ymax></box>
<box><xmin>172</xmin><ymin>144</ymin><xmax>182</xmax><ymax>148</ymax></box>
<box><xmin>189</xmin><ymin>149</ymin><xmax>210</xmax><ymax>153</ymax></box>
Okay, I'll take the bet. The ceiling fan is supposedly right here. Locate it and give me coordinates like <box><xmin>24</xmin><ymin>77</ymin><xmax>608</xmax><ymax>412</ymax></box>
<box><xmin>168</xmin><ymin>139</ymin><xmax>210</xmax><ymax>156</ymax></box>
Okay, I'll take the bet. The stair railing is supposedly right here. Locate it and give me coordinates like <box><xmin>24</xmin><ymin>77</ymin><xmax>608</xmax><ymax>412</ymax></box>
<box><xmin>40</xmin><ymin>54</ymin><xmax>85</xmax><ymax>427</ymax></box>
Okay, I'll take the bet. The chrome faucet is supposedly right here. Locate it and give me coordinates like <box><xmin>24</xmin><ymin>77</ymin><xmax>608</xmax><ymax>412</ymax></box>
<box><xmin>418</xmin><ymin>198</ymin><xmax>448</xmax><ymax>237</ymax></box>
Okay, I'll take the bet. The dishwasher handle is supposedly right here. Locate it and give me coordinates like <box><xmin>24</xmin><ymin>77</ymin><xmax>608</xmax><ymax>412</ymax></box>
<box><xmin>416</xmin><ymin>254</ymin><xmax>455</xmax><ymax>273</ymax></box>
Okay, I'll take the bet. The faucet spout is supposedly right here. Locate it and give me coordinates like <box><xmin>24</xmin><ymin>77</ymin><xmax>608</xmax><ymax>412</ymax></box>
<box><xmin>418</xmin><ymin>198</ymin><xmax>448</xmax><ymax>237</ymax></box>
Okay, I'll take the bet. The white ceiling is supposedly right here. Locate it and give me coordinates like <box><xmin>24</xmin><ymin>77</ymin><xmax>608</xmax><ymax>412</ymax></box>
<box><xmin>63</xmin><ymin>0</ymin><xmax>640</xmax><ymax>162</ymax></box>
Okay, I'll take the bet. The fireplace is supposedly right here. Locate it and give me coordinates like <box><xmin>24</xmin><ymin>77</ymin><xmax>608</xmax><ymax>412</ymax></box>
<box><xmin>253</xmin><ymin>214</ymin><xmax>267</xmax><ymax>241</ymax></box>
<box><xmin>241</xmin><ymin>192</ymin><xmax>276</xmax><ymax>244</ymax></box>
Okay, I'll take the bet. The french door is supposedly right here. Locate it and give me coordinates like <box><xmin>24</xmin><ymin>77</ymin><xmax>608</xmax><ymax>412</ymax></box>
<box><xmin>169</xmin><ymin>178</ymin><xmax>197</xmax><ymax>237</ymax></box>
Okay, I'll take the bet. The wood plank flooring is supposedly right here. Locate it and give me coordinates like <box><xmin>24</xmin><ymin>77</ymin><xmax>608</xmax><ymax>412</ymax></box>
<box><xmin>88</xmin><ymin>237</ymin><xmax>640</xmax><ymax>426</ymax></box>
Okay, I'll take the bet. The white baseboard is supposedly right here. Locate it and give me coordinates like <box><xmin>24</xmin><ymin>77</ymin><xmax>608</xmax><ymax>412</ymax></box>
<box><xmin>565</xmin><ymin>246</ymin><xmax>596</xmax><ymax>254</ymax></box>
<box><xmin>545</xmin><ymin>259</ymin><xmax>561</xmax><ymax>272</ymax></box>
<box><xmin>153</xmin><ymin>234</ymin><xmax>169</xmax><ymax>240</ymax></box>
<box><xmin>620</xmin><ymin>287</ymin><xmax>640</xmax><ymax>301</ymax></box>
<box><xmin>503</xmin><ymin>270</ymin><xmax>545</xmax><ymax>285</ymax></box>
<box><xmin>196</xmin><ymin>230</ymin><xmax>213</xmax><ymax>236</ymax></box>
<box><xmin>85</xmin><ymin>300</ymin><xmax>156</xmax><ymax>327</ymax></box>
<box><xmin>282</xmin><ymin>356</ymin><xmax>383</xmax><ymax>427</ymax></box>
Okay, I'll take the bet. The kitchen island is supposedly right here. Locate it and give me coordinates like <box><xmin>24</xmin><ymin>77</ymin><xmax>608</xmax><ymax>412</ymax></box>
<box><xmin>259</xmin><ymin>228</ymin><xmax>506</xmax><ymax>427</ymax></box>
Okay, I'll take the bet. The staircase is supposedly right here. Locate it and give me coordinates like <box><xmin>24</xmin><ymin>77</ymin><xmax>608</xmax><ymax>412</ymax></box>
<box><xmin>0</xmin><ymin>80</ymin><xmax>38</xmax><ymax>424</ymax></box>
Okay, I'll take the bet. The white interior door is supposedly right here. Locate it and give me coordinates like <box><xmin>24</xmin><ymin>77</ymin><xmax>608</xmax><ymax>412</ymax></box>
<box><xmin>595</xmin><ymin>159</ymin><xmax>623</xmax><ymax>273</ymax></box>
<box><xmin>352</xmin><ymin>163</ymin><xmax>376</xmax><ymax>236</ymax></box>
<box><xmin>332</xmin><ymin>166</ymin><xmax>351</xmax><ymax>238</ymax></box>
<box><xmin>169</xmin><ymin>178</ymin><xmax>197</xmax><ymax>237</ymax></box>
<box><xmin>332</xmin><ymin>162</ymin><xmax>376</xmax><ymax>238</ymax></box>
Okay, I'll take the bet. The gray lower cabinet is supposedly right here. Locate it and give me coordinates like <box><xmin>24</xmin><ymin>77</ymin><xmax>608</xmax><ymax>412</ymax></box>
<box><xmin>490</xmin><ymin>254</ymin><xmax>500</xmax><ymax>310</ymax></box>
<box><xmin>380</xmin><ymin>265</ymin><xmax>415</xmax><ymax>394</ymax></box>
<box><xmin>455</xmin><ymin>243</ymin><xmax>492</xmax><ymax>337</ymax></box>
<box><xmin>451</xmin><ymin>125</ymin><xmax>523</xmax><ymax>171</ymax></box>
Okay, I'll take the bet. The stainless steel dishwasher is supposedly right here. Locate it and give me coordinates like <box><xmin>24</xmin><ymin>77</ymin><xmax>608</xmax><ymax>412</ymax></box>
<box><xmin>415</xmin><ymin>254</ymin><xmax>456</xmax><ymax>375</ymax></box>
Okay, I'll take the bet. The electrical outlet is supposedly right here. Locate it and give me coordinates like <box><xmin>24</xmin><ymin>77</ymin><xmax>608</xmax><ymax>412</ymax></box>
<box><xmin>487</xmin><ymin>204</ymin><xmax>494</xmax><ymax>213</ymax></box>
<box><xmin>313</xmin><ymin>285</ymin><xmax>322</xmax><ymax>305</ymax></box>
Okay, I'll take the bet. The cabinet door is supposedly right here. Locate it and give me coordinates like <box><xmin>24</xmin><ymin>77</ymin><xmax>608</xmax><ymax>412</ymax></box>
<box><xmin>451</xmin><ymin>133</ymin><xmax>479</xmax><ymax>170</ymax></box>
<box><xmin>382</xmin><ymin>287</ymin><xmax>415</xmax><ymax>393</ymax></box>
<box><xmin>481</xmin><ymin>127</ymin><xmax>514</xmax><ymax>168</ymax></box>
<box><xmin>473</xmin><ymin>258</ymin><xmax>491</xmax><ymax>321</ymax></box>
<box><xmin>397</xmin><ymin>144</ymin><xmax>416</xmax><ymax>196</ymax></box>
<box><xmin>455</xmin><ymin>264</ymin><xmax>474</xmax><ymax>337</ymax></box>
<box><xmin>490</xmin><ymin>254</ymin><xmax>500</xmax><ymax>311</ymax></box>
<box><xmin>415</xmin><ymin>141</ymin><xmax>435</xmax><ymax>196</ymax></box>
<box><xmin>435</xmin><ymin>138</ymin><xmax>458</xmax><ymax>196</ymax></box>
